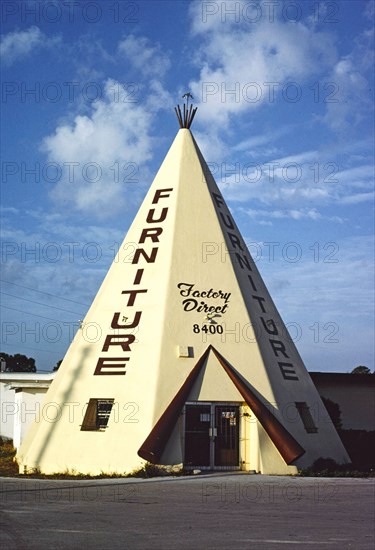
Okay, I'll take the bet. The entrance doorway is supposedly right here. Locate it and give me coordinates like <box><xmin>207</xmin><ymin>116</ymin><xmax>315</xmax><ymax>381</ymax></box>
<box><xmin>184</xmin><ymin>403</ymin><xmax>240</xmax><ymax>470</ymax></box>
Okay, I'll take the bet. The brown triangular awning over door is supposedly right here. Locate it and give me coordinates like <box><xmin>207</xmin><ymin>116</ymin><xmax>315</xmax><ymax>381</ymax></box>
<box><xmin>137</xmin><ymin>345</ymin><xmax>305</xmax><ymax>465</ymax></box>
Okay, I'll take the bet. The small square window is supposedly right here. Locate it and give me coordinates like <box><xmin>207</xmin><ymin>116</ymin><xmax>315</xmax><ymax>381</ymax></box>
<box><xmin>295</xmin><ymin>402</ymin><xmax>318</xmax><ymax>433</ymax></box>
<box><xmin>81</xmin><ymin>399</ymin><xmax>114</xmax><ymax>431</ymax></box>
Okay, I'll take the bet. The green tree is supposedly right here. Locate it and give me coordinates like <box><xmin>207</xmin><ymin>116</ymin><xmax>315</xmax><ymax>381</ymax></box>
<box><xmin>53</xmin><ymin>359</ymin><xmax>63</xmax><ymax>372</ymax></box>
<box><xmin>351</xmin><ymin>366</ymin><xmax>371</xmax><ymax>374</ymax></box>
<box><xmin>322</xmin><ymin>397</ymin><xmax>342</xmax><ymax>431</ymax></box>
<box><xmin>0</xmin><ymin>352</ymin><xmax>36</xmax><ymax>372</ymax></box>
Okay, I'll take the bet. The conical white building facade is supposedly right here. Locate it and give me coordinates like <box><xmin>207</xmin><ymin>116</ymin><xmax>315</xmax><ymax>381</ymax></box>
<box><xmin>18</xmin><ymin>121</ymin><xmax>350</xmax><ymax>475</ymax></box>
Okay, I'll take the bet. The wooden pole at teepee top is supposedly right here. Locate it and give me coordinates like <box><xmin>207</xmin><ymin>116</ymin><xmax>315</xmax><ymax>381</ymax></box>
<box><xmin>175</xmin><ymin>93</ymin><xmax>197</xmax><ymax>129</ymax></box>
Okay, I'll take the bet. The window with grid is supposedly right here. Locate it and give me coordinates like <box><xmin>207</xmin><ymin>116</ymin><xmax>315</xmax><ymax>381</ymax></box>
<box><xmin>81</xmin><ymin>399</ymin><xmax>114</xmax><ymax>431</ymax></box>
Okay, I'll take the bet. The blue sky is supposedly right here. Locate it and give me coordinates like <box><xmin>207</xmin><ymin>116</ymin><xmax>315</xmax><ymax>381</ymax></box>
<box><xmin>1</xmin><ymin>0</ymin><xmax>374</xmax><ymax>372</ymax></box>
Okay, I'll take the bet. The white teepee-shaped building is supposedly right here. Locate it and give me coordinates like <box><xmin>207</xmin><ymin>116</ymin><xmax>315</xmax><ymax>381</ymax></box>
<box><xmin>18</xmin><ymin>108</ymin><xmax>349</xmax><ymax>475</ymax></box>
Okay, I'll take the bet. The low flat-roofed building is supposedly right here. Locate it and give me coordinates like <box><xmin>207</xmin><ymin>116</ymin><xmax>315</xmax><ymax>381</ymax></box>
<box><xmin>0</xmin><ymin>372</ymin><xmax>55</xmax><ymax>450</ymax></box>
<box><xmin>310</xmin><ymin>372</ymin><xmax>375</xmax><ymax>431</ymax></box>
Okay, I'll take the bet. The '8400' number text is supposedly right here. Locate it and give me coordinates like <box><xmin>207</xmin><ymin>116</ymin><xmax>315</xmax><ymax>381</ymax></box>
<box><xmin>193</xmin><ymin>324</ymin><xmax>223</xmax><ymax>335</ymax></box>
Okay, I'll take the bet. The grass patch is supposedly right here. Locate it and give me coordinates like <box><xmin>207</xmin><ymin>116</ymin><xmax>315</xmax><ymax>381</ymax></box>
<box><xmin>126</xmin><ymin>463</ymin><xmax>184</xmax><ymax>478</ymax></box>
<box><xmin>0</xmin><ymin>441</ymin><xmax>183</xmax><ymax>479</ymax></box>
<box><xmin>0</xmin><ymin>439</ymin><xmax>18</xmax><ymax>476</ymax></box>
<box><xmin>299</xmin><ymin>457</ymin><xmax>375</xmax><ymax>478</ymax></box>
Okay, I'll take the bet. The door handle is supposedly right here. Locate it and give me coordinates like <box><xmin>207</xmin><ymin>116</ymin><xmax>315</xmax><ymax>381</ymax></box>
<box><xmin>209</xmin><ymin>428</ymin><xmax>217</xmax><ymax>437</ymax></box>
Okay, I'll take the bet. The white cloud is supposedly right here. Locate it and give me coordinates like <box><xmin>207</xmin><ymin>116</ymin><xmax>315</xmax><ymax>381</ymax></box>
<box><xmin>188</xmin><ymin>6</ymin><xmax>337</xmax><ymax>126</ymax></box>
<box><xmin>244</xmin><ymin>207</ymin><xmax>322</xmax><ymax>222</ymax></box>
<box><xmin>194</xmin><ymin>129</ymin><xmax>228</xmax><ymax>165</ymax></box>
<box><xmin>145</xmin><ymin>79</ymin><xmax>174</xmax><ymax>112</ymax></box>
<box><xmin>0</xmin><ymin>26</ymin><xmax>58</xmax><ymax>66</ymax></box>
<box><xmin>41</xmin><ymin>79</ymin><xmax>154</xmax><ymax>218</ymax></box>
<box><xmin>186</xmin><ymin>1</ymin><xmax>373</xmax><ymax>218</ymax></box>
<box><xmin>118</xmin><ymin>34</ymin><xmax>171</xmax><ymax>77</ymax></box>
<box><xmin>233</xmin><ymin>126</ymin><xmax>294</xmax><ymax>152</ymax></box>
<box><xmin>321</xmin><ymin>24</ymin><xmax>374</xmax><ymax>133</ymax></box>
<box><xmin>364</xmin><ymin>1</ymin><xmax>375</xmax><ymax>21</ymax></box>
<box><xmin>0</xmin><ymin>206</ymin><xmax>19</xmax><ymax>215</ymax></box>
<box><xmin>255</xmin><ymin>234</ymin><xmax>374</xmax><ymax>370</ymax></box>
<box><xmin>340</xmin><ymin>192</ymin><xmax>375</xmax><ymax>205</ymax></box>
<box><xmin>219</xmin><ymin>148</ymin><xmax>333</xmax><ymax>205</ymax></box>
<box><xmin>338</xmin><ymin>164</ymin><xmax>375</xmax><ymax>183</ymax></box>
<box><xmin>253</xmin><ymin>234</ymin><xmax>374</xmax><ymax>318</ymax></box>
<box><xmin>0</xmin><ymin>210</ymin><xmax>123</xmax><ymax>303</ymax></box>
<box><xmin>205</xmin><ymin>139</ymin><xmax>373</xmax><ymax>212</ymax></box>
<box><xmin>0</xmin><ymin>211</ymin><xmax>125</xmax><ymax>371</ymax></box>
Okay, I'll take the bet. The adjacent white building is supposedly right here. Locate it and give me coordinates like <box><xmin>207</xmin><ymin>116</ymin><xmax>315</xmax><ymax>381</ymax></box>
<box><xmin>0</xmin><ymin>372</ymin><xmax>54</xmax><ymax>450</ymax></box>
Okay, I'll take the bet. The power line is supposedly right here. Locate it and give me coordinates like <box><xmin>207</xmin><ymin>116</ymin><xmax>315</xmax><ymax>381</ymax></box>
<box><xmin>0</xmin><ymin>292</ymin><xmax>84</xmax><ymax>315</ymax></box>
<box><xmin>0</xmin><ymin>279</ymin><xmax>90</xmax><ymax>307</ymax></box>
<box><xmin>0</xmin><ymin>342</ymin><xmax>58</xmax><ymax>354</ymax></box>
<box><xmin>0</xmin><ymin>305</ymin><xmax>77</xmax><ymax>323</ymax></box>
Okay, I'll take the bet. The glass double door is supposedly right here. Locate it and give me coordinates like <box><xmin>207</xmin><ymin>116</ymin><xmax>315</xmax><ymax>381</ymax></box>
<box><xmin>184</xmin><ymin>403</ymin><xmax>240</xmax><ymax>470</ymax></box>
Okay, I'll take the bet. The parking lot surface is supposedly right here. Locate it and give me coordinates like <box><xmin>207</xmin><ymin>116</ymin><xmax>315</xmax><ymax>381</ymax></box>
<box><xmin>1</xmin><ymin>473</ymin><xmax>374</xmax><ymax>549</ymax></box>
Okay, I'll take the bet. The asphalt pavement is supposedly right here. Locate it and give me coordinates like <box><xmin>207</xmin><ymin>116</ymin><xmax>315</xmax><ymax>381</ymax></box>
<box><xmin>1</xmin><ymin>473</ymin><xmax>374</xmax><ymax>549</ymax></box>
